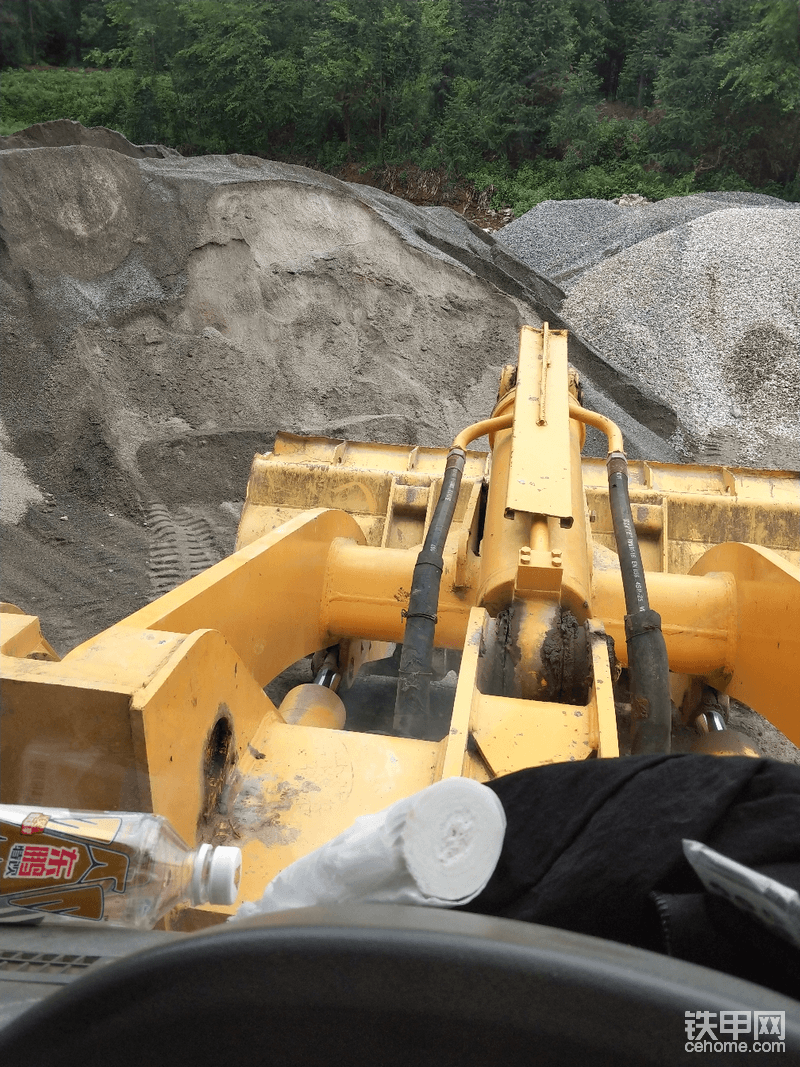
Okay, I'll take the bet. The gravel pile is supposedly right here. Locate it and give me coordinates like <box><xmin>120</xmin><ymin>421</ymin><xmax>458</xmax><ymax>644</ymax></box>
<box><xmin>498</xmin><ymin>195</ymin><xmax>800</xmax><ymax>468</ymax></box>
<box><xmin>497</xmin><ymin>191</ymin><xmax>798</xmax><ymax>291</ymax></box>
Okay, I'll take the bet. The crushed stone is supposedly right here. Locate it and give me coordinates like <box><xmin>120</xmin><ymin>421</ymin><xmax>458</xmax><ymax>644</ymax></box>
<box><xmin>497</xmin><ymin>191</ymin><xmax>798</xmax><ymax>291</ymax></box>
<box><xmin>0</xmin><ymin>416</ymin><xmax>45</xmax><ymax>524</ymax></box>
<box><xmin>562</xmin><ymin>207</ymin><xmax>800</xmax><ymax>468</ymax></box>
<box><xmin>499</xmin><ymin>194</ymin><xmax>800</xmax><ymax>469</ymax></box>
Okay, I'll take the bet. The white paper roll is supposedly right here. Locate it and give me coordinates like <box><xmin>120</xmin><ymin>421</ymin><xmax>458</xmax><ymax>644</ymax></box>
<box><xmin>401</xmin><ymin>777</ymin><xmax>506</xmax><ymax>902</ymax></box>
<box><xmin>230</xmin><ymin>777</ymin><xmax>506</xmax><ymax>921</ymax></box>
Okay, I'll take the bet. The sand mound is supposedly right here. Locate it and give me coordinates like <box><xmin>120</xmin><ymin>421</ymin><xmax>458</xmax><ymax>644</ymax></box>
<box><xmin>1</xmin><ymin>145</ymin><xmax>542</xmax><ymax>510</ymax></box>
<box><xmin>0</xmin><ymin>117</ymin><xmax>181</xmax><ymax>158</ymax></box>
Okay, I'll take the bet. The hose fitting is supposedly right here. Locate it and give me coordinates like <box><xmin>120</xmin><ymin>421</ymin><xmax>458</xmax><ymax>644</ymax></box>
<box><xmin>624</xmin><ymin>609</ymin><xmax>672</xmax><ymax>754</ymax></box>
<box><xmin>570</xmin><ymin>400</ymin><xmax>671</xmax><ymax>753</ymax></box>
<box><xmin>393</xmin><ymin>446</ymin><xmax>466</xmax><ymax>736</ymax></box>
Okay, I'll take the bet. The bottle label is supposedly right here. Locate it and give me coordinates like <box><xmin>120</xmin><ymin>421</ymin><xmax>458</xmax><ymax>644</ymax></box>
<box><xmin>0</xmin><ymin>813</ymin><xmax>132</xmax><ymax>921</ymax></box>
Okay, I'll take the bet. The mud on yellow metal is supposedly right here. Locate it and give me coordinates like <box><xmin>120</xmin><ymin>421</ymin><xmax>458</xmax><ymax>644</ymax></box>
<box><xmin>1</xmin><ymin>326</ymin><xmax>798</xmax><ymax>929</ymax></box>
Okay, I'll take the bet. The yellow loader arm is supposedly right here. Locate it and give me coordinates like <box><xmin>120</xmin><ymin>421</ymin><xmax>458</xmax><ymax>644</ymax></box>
<box><xmin>2</xmin><ymin>327</ymin><xmax>798</xmax><ymax>928</ymax></box>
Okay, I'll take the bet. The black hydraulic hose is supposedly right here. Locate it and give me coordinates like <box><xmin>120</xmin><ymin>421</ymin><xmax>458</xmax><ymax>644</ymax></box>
<box><xmin>393</xmin><ymin>448</ymin><xmax>466</xmax><ymax>736</ymax></box>
<box><xmin>607</xmin><ymin>452</ymin><xmax>672</xmax><ymax>754</ymax></box>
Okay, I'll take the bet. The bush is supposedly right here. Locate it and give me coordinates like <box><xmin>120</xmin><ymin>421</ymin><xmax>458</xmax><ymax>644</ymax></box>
<box><xmin>460</xmin><ymin>110</ymin><xmax>780</xmax><ymax>214</ymax></box>
<box><xmin>464</xmin><ymin>155</ymin><xmax>693</xmax><ymax>215</ymax></box>
<box><xmin>0</xmin><ymin>68</ymin><xmax>179</xmax><ymax>145</ymax></box>
<box><xmin>2</xmin><ymin>68</ymin><xmax>128</xmax><ymax>130</ymax></box>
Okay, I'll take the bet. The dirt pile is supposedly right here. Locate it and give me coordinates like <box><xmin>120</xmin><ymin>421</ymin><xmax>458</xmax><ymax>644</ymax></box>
<box><xmin>1</xmin><ymin>124</ymin><xmax>551</xmax><ymax>650</ymax></box>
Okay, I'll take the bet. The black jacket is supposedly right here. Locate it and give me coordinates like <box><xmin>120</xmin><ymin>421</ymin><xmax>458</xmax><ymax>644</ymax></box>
<box><xmin>458</xmin><ymin>754</ymin><xmax>800</xmax><ymax>997</ymax></box>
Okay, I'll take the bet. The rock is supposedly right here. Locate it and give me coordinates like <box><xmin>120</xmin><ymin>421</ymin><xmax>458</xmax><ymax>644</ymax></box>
<box><xmin>614</xmin><ymin>193</ymin><xmax>650</xmax><ymax>206</ymax></box>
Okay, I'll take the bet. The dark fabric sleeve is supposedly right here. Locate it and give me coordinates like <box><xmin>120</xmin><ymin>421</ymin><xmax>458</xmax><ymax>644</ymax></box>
<box><xmin>458</xmin><ymin>755</ymin><xmax>800</xmax><ymax>956</ymax></box>
<box><xmin>650</xmin><ymin>890</ymin><xmax>800</xmax><ymax>998</ymax></box>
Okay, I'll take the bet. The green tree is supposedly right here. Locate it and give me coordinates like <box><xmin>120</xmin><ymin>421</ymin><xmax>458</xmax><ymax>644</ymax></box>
<box><xmin>396</xmin><ymin>0</ymin><xmax>463</xmax><ymax>162</ymax></box>
<box><xmin>300</xmin><ymin>0</ymin><xmax>423</xmax><ymax>160</ymax></box>
<box><xmin>79</xmin><ymin>0</ymin><xmax>122</xmax><ymax>61</ymax></box>
<box><xmin>171</xmin><ymin>0</ymin><xmax>300</xmax><ymax>154</ymax></box>
<box><xmin>596</xmin><ymin>0</ymin><xmax>659</xmax><ymax>104</ymax></box>
<box><xmin>476</xmin><ymin>0</ymin><xmax>577</xmax><ymax>160</ymax></box>
<box><xmin>647</xmin><ymin>0</ymin><xmax>798</xmax><ymax>189</ymax></box>
<box><xmin>3</xmin><ymin>0</ymin><xmax>796</xmax><ymax>198</ymax></box>
<box><xmin>88</xmin><ymin>0</ymin><xmax>183</xmax><ymax>73</ymax></box>
<box><xmin>570</xmin><ymin>0</ymin><xmax>611</xmax><ymax>79</ymax></box>
<box><xmin>0</xmin><ymin>0</ymin><xmax>85</xmax><ymax>68</ymax></box>
<box><xmin>374</xmin><ymin>2</ymin><xmax>419</xmax><ymax>158</ymax></box>
<box><xmin>715</xmin><ymin>0</ymin><xmax>800</xmax><ymax>188</ymax></box>
<box><xmin>83</xmin><ymin>1</ymin><xmax>184</xmax><ymax>145</ymax></box>
<box><xmin>649</xmin><ymin>0</ymin><xmax>729</xmax><ymax>170</ymax></box>
<box><xmin>300</xmin><ymin>0</ymin><xmax>375</xmax><ymax>155</ymax></box>
<box><xmin>717</xmin><ymin>0</ymin><xmax>800</xmax><ymax>113</ymax></box>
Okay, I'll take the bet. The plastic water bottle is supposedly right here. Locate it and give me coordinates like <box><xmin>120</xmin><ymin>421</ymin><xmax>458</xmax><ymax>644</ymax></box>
<box><xmin>0</xmin><ymin>805</ymin><xmax>241</xmax><ymax>929</ymax></box>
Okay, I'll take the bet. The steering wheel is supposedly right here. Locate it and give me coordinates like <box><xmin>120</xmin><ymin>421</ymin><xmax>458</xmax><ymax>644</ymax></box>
<box><xmin>1</xmin><ymin>905</ymin><xmax>797</xmax><ymax>1066</ymax></box>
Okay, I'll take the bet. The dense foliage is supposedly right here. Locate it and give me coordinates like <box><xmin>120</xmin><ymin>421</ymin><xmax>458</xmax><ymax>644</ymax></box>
<box><xmin>2</xmin><ymin>0</ymin><xmax>798</xmax><ymax>203</ymax></box>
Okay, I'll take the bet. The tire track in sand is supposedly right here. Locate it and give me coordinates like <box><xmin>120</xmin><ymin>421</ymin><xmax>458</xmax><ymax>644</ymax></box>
<box><xmin>145</xmin><ymin>502</ymin><xmax>222</xmax><ymax>597</ymax></box>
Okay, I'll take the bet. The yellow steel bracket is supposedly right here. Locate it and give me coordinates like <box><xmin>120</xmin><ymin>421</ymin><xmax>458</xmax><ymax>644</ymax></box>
<box><xmin>690</xmin><ymin>542</ymin><xmax>800</xmax><ymax>745</ymax></box>
<box><xmin>515</xmin><ymin>543</ymin><xmax>563</xmax><ymax>598</ymax></box>
<box><xmin>438</xmin><ymin>607</ymin><xmax>619</xmax><ymax>780</ymax></box>
<box><xmin>507</xmin><ymin>324</ymin><xmax>572</xmax><ymax>521</ymax></box>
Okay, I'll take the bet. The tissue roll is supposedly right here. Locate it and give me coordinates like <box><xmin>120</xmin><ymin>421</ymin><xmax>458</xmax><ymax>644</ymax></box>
<box><xmin>402</xmin><ymin>778</ymin><xmax>507</xmax><ymax>901</ymax></box>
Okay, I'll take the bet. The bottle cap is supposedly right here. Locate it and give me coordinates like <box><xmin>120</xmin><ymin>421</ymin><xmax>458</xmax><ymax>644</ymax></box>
<box><xmin>190</xmin><ymin>844</ymin><xmax>213</xmax><ymax>905</ymax></box>
<box><xmin>207</xmin><ymin>845</ymin><xmax>242</xmax><ymax>905</ymax></box>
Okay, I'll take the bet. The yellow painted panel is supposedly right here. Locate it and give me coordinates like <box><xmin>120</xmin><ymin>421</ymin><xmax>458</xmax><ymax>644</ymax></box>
<box><xmin>244</xmin><ymin>462</ymin><xmax>393</xmax><ymax>521</ymax></box>
<box><xmin>691</xmin><ymin>543</ymin><xmax>800</xmax><ymax>745</ymax></box>
<box><xmin>586</xmin><ymin>625</ymin><xmax>620</xmax><ymax>759</ymax></box>
<box><xmin>237</xmin><ymin>503</ymin><xmax>384</xmax><ymax>551</ymax></box>
<box><xmin>132</xmin><ymin>628</ymin><xmax>277</xmax><ymax>846</ymax></box>
<box><xmin>472</xmin><ymin>694</ymin><xmax>593</xmax><ymax>775</ymax></box>
<box><xmin>272</xmin><ymin>433</ymin><xmax>490</xmax><ymax>479</ymax></box>
<box><xmin>439</xmin><ymin>607</ymin><xmax>485</xmax><ymax>779</ymax></box>
<box><xmin>724</xmin><ymin>468</ymin><xmax>800</xmax><ymax>505</ymax></box>
<box><xmin>0</xmin><ymin>664</ymin><xmax>143</xmax><ymax>811</ymax></box>
<box><xmin>225</xmin><ymin>723</ymin><xmax>441</xmax><ymax>905</ymax></box>
<box><xmin>61</xmin><ymin>629</ymin><xmax>187</xmax><ymax>688</ymax></box>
